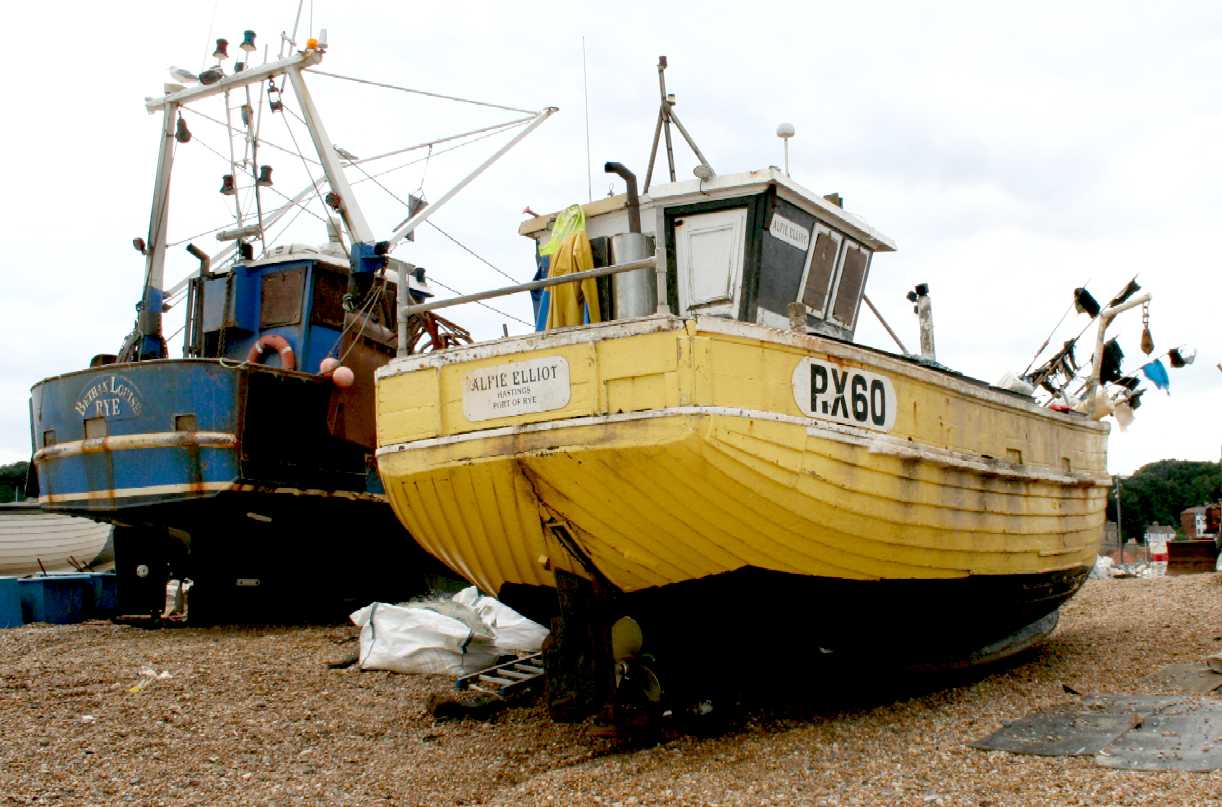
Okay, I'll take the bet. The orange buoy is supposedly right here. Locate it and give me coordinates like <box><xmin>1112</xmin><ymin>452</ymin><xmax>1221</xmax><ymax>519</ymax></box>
<box><xmin>246</xmin><ymin>334</ymin><xmax>295</xmax><ymax>370</ymax></box>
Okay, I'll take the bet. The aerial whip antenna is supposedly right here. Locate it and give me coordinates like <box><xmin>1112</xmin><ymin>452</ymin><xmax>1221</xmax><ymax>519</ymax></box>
<box><xmin>582</xmin><ymin>36</ymin><xmax>592</xmax><ymax>202</ymax></box>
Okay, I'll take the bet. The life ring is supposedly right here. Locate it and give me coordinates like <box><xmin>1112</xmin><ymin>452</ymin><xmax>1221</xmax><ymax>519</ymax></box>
<box><xmin>246</xmin><ymin>334</ymin><xmax>296</xmax><ymax>370</ymax></box>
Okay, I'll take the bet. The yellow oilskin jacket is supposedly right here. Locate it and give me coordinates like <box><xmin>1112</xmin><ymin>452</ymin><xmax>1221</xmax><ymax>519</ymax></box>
<box><xmin>545</xmin><ymin>231</ymin><xmax>602</xmax><ymax>329</ymax></box>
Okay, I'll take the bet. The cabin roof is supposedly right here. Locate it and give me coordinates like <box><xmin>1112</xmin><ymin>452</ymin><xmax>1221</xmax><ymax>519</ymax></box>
<box><xmin>243</xmin><ymin>243</ymin><xmax>350</xmax><ymax>270</ymax></box>
<box><xmin>518</xmin><ymin>194</ymin><xmax>631</xmax><ymax>238</ymax></box>
<box><xmin>517</xmin><ymin>167</ymin><xmax>895</xmax><ymax>253</ymax></box>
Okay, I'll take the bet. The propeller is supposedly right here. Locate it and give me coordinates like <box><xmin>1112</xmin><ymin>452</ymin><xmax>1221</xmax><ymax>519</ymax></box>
<box><xmin>611</xmin><ymin>616</ymin><xmax>661</xmax><ymax>705</ymax></box>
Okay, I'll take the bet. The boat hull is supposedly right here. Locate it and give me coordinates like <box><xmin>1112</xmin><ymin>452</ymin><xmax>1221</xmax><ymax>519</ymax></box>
<box><xmin>380</xmin><ymin>409</ymin><xmax>1107</xmax><ymax>593</ymax></box>
<box><xmin>32</xmin><ymin>359</ymin><xmax>370</xmax><ymax>512</ymax></box>
<box><xmin>610</xmin><ymin>565</ymin><xmax>1083</xmax><ymax>665</ymax></box>
<box><xmin>375</xmin><ymin>315</ymin><xmax>1111</xmax><ymax>640</ymax></box>
<box><xmin>30</xmin><ymin>359</ymin><xmax>438</xmax><ymax>619</ymax></box>
<box><xmin>0</xmin><ymin>502</ymin><xmax>112</xmax><ymax>576</ymax></box>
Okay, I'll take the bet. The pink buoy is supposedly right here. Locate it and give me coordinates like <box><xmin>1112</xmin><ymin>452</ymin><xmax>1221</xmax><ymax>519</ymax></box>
<box><xmin>332</xmin><ymin>366</ymin><xmax>355</xmax><ymax>388</ymax></box>
<box><xmin>319</xmin><ymin>357</ymin><xmax>340</xmax><ymax>376</ymax></box>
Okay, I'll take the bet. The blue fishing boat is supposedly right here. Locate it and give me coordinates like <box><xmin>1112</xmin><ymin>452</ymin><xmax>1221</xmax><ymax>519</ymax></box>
<box><xmin>27</xmin><ymin>28</ymin><xmax>553</xmax><ymax>621</ymax></box>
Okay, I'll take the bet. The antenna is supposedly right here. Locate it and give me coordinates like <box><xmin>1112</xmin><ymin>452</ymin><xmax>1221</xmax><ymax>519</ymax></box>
<box><xmin>776</xmin><ymin>122</ymin><xmax>795</xmax><ymax>176</ymax></box>
<box><xmin>582</xmin><ymin>36</ymin><xmax>592</xmax><ymax>202</ymax></box>
<box><xmin>643</xmin><ymin>56</ymin><xmax>715</xmax><ymax>192</ymax></box>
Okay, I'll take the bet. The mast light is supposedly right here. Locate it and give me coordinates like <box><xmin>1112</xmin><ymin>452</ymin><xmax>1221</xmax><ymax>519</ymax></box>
<box><xmin>776</xmin><ymin>122</ymin><xmax>795</xmax><ymax>176</ymax></box>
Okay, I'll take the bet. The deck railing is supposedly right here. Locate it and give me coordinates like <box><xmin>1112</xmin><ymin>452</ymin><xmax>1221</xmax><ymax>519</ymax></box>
<box><xmin>396</xmin><ymin>257</ymin><xmax>658</xmax><ymax>355</ymax></box>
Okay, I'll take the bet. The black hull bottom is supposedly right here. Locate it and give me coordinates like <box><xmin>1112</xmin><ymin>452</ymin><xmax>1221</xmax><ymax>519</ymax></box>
<box><xmin>506</xmin><ymin>565</ymin><xmax>1090</xmax><ymax>714</ymax></box>
<box><xmin>91</xmin><ymin>491</ymin><xmax>451</xmax><ymax>623</ymax></box>
<box><xmin>627</xmin><ymin>565</ymin><xmax>1090</xmax><ymax>662</ymax></box>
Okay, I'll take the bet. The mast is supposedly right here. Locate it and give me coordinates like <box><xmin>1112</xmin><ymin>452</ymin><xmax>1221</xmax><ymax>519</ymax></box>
<box><xmin>139</xmin><ymin>48</ymin><xmax>324</xmax><ymax>358</ymax></box>
<box><xmin>284</xmin><ymin>64</ymin><xmax>374</xmax><ymax>244</ymax></box>
<box><xmin>137</xmin><ymin>102</ymin><xmax>179</xmax><ymax>360</ymax></box>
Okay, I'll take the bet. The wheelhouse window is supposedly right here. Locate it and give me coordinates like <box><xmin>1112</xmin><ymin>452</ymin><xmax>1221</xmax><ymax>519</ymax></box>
<box><xmin>829</xmin><ymin>240</ymin><xmax>871</xmax><ymax>329</ymax></box>
<box><xmin>261</xmin><ymin>270</ymin><xmax>305</xmax><ymax>328</ymax></box>
<box><xmin>310</xmin><ymin>267</ymin><xmax>347</xmax><ymax>329</ymax></box>
<box><xmin>800</xmin><ymin>225</ymin><xmax>842</xmax><ymax>317</ymax></box>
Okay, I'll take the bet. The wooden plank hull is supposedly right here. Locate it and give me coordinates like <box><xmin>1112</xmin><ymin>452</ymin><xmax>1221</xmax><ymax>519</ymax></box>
<box><xmin>0</xmin><ymin>504</ymin><xmax>112</xmax><ymax>576</ymax></box>
<box><xmin>376</xmin><ymin>316</ymin><xmax>1110</xmax><ymax>626</ymax></box>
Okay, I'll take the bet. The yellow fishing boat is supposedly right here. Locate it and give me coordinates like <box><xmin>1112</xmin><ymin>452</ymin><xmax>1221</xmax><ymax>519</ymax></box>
<box><xmin>378</xmin><ymin>162</ymin><xmax>1114</xmax><ymax>645</ymax></box>
<box><xmin>373</xmin><ymin>66</ymin><xmax>1139</xmax><ymax>713</ymax></box>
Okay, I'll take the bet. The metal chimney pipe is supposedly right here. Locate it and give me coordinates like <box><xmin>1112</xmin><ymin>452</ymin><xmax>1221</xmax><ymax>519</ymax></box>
<box><xmin>603</xmin><ymin>161</ymin><xmax>641</xmax><ymax>234</ymax></box>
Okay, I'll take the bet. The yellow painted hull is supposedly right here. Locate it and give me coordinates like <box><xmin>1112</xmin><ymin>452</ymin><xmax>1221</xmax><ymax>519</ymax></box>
<box><xmin>376</xmin><ymin>316</ymin><xmax>1110</xmax><ymax>599</ymax></box>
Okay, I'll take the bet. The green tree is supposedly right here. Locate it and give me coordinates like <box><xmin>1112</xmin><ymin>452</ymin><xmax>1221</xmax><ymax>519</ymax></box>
<box><xmin>0</xmin><ymin>461</ymin><xmax>29</xmax><ymax>503</ymax></box>
<box><xmin>1107</xmin><ymin>459</ymin><xmax>1222</xmax><ymax>542</ymax></box>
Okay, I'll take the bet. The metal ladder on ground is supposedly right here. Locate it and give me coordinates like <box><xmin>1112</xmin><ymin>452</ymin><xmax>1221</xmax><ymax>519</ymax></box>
<box><xmin>454</xmin><ymin>653</ymin><xmax>545</xmax><ymax>696</ymax></box>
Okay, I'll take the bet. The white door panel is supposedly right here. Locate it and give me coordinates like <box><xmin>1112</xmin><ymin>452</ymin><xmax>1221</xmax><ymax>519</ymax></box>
<box><xmin>675</xmin><ymin>208</ymin><xmax>748</xmax><ymax>313</ymax></box>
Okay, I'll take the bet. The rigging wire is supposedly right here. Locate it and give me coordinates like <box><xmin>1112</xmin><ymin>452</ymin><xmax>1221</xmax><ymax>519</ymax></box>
<box><xmin>278</xmin><ymin>106</ymin><xmax>530</xmax><ymax>190</ymax></box>
<box><xmin>200</xmin><ymin>0</ymin><xmax>220</xmax><ymax>72</ymax></box>
<box><xmin>331</xmin><ymin>273</ymin><xmax>389</xmax><ymax>364</ymax></box>
<box><xmin>168</xmin><ymin>220</ymin><xmax>248</xmax><ymax>248</ymax></box>
<box><xmin>161</xmin><ymin>66</ymin><xmax>536</xmax><ymax>335</ymax></box>
<box><xmin>342</xmin><ymin>151</ymin><xmax>537</xmax><ymax>327</ymax></box>
<box><xmin>278</xmin><ymin>101</ymin><xmax>334</xmax><ymax>231</ymax></box>
<box><xmin>349</xmin><ymin>116</ymin><xmax>534</xmax><ymax>166</ymax></box>
<box><xmin>222</xmin><ymin>90</ymin><xmax>245</xmax><ymax>233</ymax></box>
<box><xmin>311</xmin><ymin>70</ymin><xmax>538</xmax><ymax>115</ymax></box>
<box><xmin>161</xmin><ymin>129</ymin><xmax>325</xmax><ymax>250</ymax></box>
<box><xmin>172</xmin><ymin>79</ymin><xmax>531</xmax><ymax>250</ymax></box>
<box><xmin>327</xmin><ymin>278</ymin><xmax>376</xmax><ymax>360</ymax></box>
<box><xmin>260</xmin><ymin>181</ymin><xmax>328</xmax><ymax>225</ymax></box>
<box><xmin>261</xmin><ymin>192</ymin><xmax>314</xmax><ymax>251</ymax></box>
<box><xmin>416</xmin><ymin>145</ymin><xmax>432</xmax><ymax>196</ymax></box>
<box><xmin>425</xmin><ymin>221</ymin><xmax>523</xmax><ymax>284</ymax></box>
<box><xmin>355</xmin><ymin>122</ymin><xmax>529</xmax><ymax>184</ymax></box>
<box><xmin>181</xmin><ymin>107</ymin><xmax>320</xmax><ymax>166</ymax></box>
<box><xmin>428</xmin><ymin>275</ymin><xmax>532</xmax><ymax>328</ymax></box>
<box><xmin>1021</xmin><ymin>299</ymin><xmax>1077</xmax><ymax>377</ymax></box>
<box><xmin>342</xmin><ymin>156</ymin><xmax>526</xmax><ymax>286</ymax></box>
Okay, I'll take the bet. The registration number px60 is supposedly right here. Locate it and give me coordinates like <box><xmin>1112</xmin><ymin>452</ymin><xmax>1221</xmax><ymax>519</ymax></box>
<box><xmin>791</xmin><ymin>358</ymin><xmax>897</xmax><ymax>432</ymax></box>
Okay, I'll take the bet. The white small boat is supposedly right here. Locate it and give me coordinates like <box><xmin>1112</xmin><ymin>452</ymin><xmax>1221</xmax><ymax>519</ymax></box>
<box><xmin>0</xmin><ymin>502</ymin><xmax>112</xmax><ymax>577</ymax></box>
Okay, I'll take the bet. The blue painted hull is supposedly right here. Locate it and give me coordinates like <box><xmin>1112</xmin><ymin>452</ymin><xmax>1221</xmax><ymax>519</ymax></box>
<box><xmin>29</xmin><ymin>359</ymin><xmax>440</xmax><ymax>620</ymax></box>
<box><xmin>32</xmin><ymin>359</ymin><xmax>367</xmax><ymax>511</ymax></box>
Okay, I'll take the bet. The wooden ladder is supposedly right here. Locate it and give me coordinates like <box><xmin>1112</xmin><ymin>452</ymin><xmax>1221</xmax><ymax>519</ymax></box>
<box><xmin>455</xmin><ymin>653</ymin><xmax>545</xmax><ymax>696</ymax></box>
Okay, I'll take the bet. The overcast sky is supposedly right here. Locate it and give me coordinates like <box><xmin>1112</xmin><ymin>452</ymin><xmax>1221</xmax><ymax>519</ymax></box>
<box><xmin>2</xmin><ymin>1</ymin><xmax>1219</xmax><ymax>476</ymax></box>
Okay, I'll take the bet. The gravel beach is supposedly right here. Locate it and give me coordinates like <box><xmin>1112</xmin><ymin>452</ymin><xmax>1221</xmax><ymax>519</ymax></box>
<box><xmin>2</xmin><ymin>574</ymin><xmax>1219</xmax><ymax>806</ymax></box>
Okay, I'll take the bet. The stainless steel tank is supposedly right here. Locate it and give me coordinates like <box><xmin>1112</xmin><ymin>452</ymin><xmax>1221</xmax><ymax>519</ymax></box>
<box><xmin>610</xmin><ymin>232</ymin><xmax>655</xmax><ymax>319</ymax></box>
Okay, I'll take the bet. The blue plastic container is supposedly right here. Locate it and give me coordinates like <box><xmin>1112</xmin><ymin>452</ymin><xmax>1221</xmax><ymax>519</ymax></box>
<box><xmin>19</xmin><ymin>575</ymin><xmax>94</xmax><ymax>624</ymax></box>
<box><xmin>0</xmin><ymin>577</ymin><xmax>21</xmax><ymax>628</ymax></box>
<box><xmin>91</xmin><ymin>573</ymin><xmax>118</xmax><ymax>616</ymax></box>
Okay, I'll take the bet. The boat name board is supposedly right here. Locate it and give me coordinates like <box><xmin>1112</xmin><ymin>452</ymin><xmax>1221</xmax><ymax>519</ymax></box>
<box><xmin>463</xmin><ymin>357</ymin><xmax>571</xmax><ymax>421</ymax></box>
<box><xmin>768</xmin><ymin>213</ymin><xmax>811</xmax><ymax>252</ymax></box>
<box><xmin>73</xmin><ymin>375</ymin><xmax>144</xmax><ymax>419</ymax></box>
<box><xmin>791</xmin><ymin>358</ymin><xmax>896</xmax><ymax>431</ymax></box>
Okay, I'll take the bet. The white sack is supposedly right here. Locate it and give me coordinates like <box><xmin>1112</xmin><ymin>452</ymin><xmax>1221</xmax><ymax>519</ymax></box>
<box><xmin>451</xmin><ymin>586</ymin><xmax>550</xmax><ymax>654</ymax></box>
<box><xmin>350</xmin><ymin>602</ymin><xmax>499</xmax><ymax>676</ymax></box>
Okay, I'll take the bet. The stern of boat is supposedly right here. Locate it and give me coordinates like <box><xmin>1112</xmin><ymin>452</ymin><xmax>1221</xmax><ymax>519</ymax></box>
<box><xmin>376</xmin><ymin>316</ymin><xmax>1112</xmax><ymax>615</ymax></box>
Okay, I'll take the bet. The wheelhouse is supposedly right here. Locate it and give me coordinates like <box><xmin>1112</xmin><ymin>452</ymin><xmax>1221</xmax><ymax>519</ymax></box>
<box><xmin>518</xmin><ymin>167</ymin><xmax>895</xmax><ymax>340</ymax></box>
